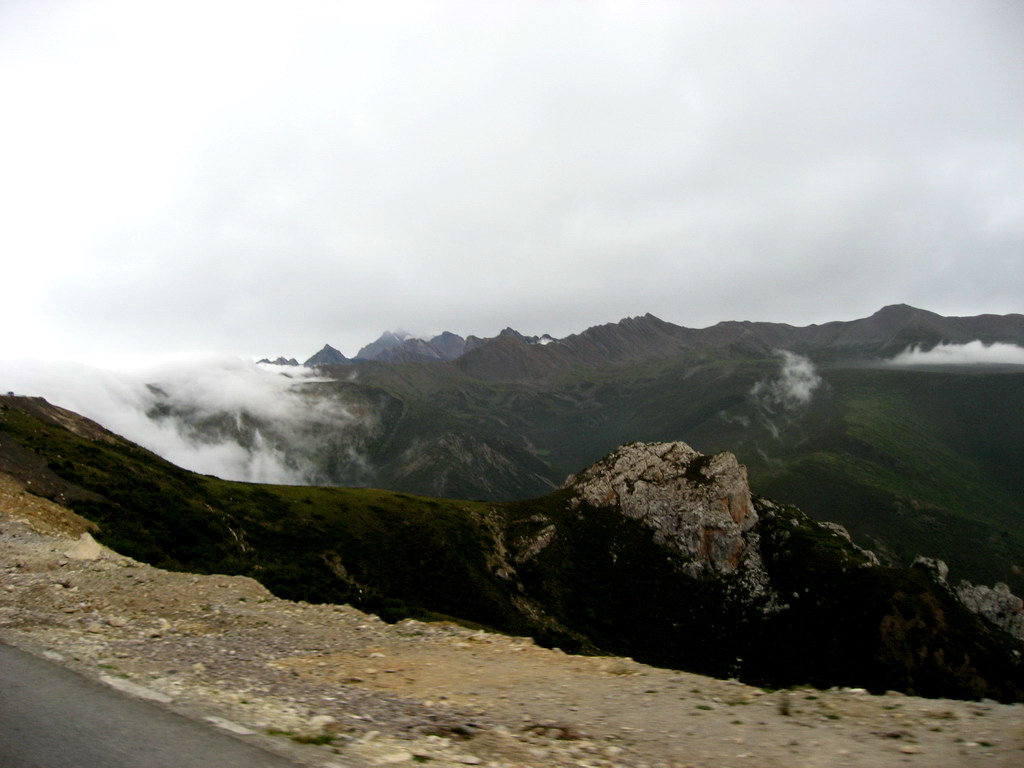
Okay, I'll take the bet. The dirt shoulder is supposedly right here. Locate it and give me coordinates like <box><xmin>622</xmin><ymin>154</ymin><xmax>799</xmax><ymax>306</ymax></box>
<box><xmin>2</xmin><ymin>473</ymin><xmax>1022</xmax><ymax>767</ymax></box>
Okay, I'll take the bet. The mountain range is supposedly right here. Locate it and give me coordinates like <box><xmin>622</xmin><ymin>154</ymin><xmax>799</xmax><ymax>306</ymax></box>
<box><xmin>236</xmin><ymin>305</ymin><xmax>1024</xmax><ymax>598</ymax></box>
<box><xmin>281</xmin><ymin>327</ymin><xmax>559</xmax><ymax>367</ymax></box>
<box><xmin>3</xmin><ymin>302</ymin><xmax>1024</xmax><ymax>701</ymax></box>
<box><xmin>266</xmin><ymin>303</ymin><xmax>1024</xmax><ymax>370</ymax></box>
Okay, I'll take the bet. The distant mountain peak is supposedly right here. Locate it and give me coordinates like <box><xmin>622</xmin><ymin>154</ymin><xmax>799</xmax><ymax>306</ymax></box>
<box><xmin>871</xmin><ymin>304</ymin><xmax>936</xmax><ymax>320</ymax></box>
<box><xmin>356</xmin><ymin>330</ymin><xmax>417</xmax><ymax>360</ymax></box>
<box><xmin>303</xmin><ymin>344</ymin><xmax>349</xmax><ymax>367</ymax></box>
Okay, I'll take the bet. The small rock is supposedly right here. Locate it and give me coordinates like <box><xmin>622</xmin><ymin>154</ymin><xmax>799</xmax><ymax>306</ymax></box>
<box><xmin>66</xmin><ymin>533</ymin><xmax>103</xmax><ymax>561</ymax></box>
<box><xmin>373</xmin><ymin>750</ymin><xmax>412</xmax><ymax>765</ymax></box>
<box><xmin>307</xmin><ymin>715</ymin><xmax>336</xmax><ymax>734</ymax></box>
<box><xmin>899</xmin><ymin>745</ymin><xmax>922</xmax><ymax>754</ymax></box>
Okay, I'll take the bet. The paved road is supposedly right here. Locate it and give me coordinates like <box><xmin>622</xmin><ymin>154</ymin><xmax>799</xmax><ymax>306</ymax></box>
<box><xmin>0</xmin><ymin>642</ymin><xmax>305</xmax><ymax>768</ymax></box>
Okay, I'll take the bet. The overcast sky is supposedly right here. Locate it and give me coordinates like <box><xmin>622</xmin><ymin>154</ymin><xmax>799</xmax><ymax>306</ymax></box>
<box><xmin>1</xmin><ymin>0</ymin><xmax>1021</xmax><ymax>367</ymax></box>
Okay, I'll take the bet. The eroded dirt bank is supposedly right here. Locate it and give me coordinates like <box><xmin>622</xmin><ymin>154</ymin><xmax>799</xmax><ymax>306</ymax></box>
<box><xmin>2</xmin><ymin>474</ymin><xmax>1022</xmax><ymax>768</ymax></box>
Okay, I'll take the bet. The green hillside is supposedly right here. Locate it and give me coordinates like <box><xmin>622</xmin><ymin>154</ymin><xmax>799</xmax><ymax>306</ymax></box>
<box><xmin>731</xmin><ymin>367</ymin><xmax>1024</xmax><ymax>592</ymax></box>
<box><xmin>2</xmin><ymin>395</ymin><xmax>1023</xmax><ymax>702</ymax></box>
<box><xmin>342</xmin><ymin>360</ymin><xmax>1024</xmax><ymax>592</ymax></box>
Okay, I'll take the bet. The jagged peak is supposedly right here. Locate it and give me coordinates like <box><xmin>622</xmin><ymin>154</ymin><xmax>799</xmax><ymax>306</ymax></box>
<box><xmin>303</xmin><ymin>344</ymin><xmax>349</xmax><ymax>367</ymax></box>
<box><xmin>355</xmin><ymin>330</ymin><xmax>417</xmax><ymax>360</ymax></box>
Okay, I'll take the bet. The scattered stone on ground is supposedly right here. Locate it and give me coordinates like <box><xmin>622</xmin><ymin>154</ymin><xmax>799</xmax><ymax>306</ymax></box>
<box><xmin>2</xmin><ymin>473</ymin><xmax>1023</xmax><ymax>767</ymax></box>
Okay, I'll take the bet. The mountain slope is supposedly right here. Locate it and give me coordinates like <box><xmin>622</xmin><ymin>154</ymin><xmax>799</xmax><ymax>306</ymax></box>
<box><xmin>2</xmin><ymin>395</ymin><xmax>1022</xmax><ymax>702</ymax></box>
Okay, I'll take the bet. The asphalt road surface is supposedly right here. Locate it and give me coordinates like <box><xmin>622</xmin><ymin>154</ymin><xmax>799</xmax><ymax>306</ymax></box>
<box><xmin>0</xmin><ymin>642</ymin><xmax>303</xmax><ymax>768</ymax></box>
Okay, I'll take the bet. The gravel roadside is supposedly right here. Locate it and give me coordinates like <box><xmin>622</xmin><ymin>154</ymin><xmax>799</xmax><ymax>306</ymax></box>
<box><xmin>2</xmin><ymin>474</ymin><xmax>1022</xmax><ymax>767</ymax></box>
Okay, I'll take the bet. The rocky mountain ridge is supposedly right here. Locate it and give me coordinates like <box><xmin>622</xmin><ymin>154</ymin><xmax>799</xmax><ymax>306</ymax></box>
<box><xmin>269</xmin><ymin>304</ymin><xmax>1024</xmax><ymax>376</ymax></box>
<box><xmin>293</xmin><ymin>328</ymin><xmax>560</xmax><ymax>367</ymax></box>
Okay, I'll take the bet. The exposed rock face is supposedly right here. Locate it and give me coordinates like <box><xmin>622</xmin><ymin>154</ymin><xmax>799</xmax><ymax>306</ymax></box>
<box><xmin>956</xmin><ymin>581</ymin><xmax>1024</xmax><ymax>644</ymax></box>
<box><xmin>565</xmin><ymin>442</ymin><xmax>756</xmax><ymax>574</ymax></box>
<box><xmin>913</xmin><ymin>557</ymin><xmax>1024</xmax><ymax>645</ymax></box>
<box><xmin>913</xmin><ymin>556</ymin><xmax>951</xmax><ymax>584</ymax></box>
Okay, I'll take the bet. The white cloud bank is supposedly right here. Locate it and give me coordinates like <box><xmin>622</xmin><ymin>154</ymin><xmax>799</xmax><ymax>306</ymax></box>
<box><xmin>889</xmin><ymin>341</ymin><xmax>1024</xmax><ymax>366</ymax></box>
<box><xmin>0</xmin><ymin>357</ymin><xmax>358</xmax><ymax>484</ymax></box>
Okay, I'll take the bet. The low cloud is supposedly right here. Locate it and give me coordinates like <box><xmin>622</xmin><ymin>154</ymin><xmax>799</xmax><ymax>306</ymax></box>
<box><xmin>0</xmin><ymin>357</ymin><xmax>369</xmax><ymax>484</ymax></box>
<box><xmin>888</xmin><ymin>341</ymin><xmax>1024</xmax><ymax>366</ymax></box>
<box><xmin>751</xmin><ymin>351</ymin><xmax>822</xmax><ymax>412</ymax></box>
<box><xmin>750</xmin><ymin>351</ymin><xmax>822</xmax><ymax>442</ymax></box>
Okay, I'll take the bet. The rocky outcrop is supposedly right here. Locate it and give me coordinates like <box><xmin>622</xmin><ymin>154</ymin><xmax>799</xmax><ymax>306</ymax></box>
<box><xmin>564</xmin><ymin>442</ymin><xmax>756</xmax><ymax>575</ymax></box>
<box><xmin>956</xmin><ymin>581</ymin><xmax>1024</xmax><ymax>644</ymax></box>
<box><xmin>913</xmin><ymin>557</ymin><xmax>1024</xmax><ymax>645</ymax></box>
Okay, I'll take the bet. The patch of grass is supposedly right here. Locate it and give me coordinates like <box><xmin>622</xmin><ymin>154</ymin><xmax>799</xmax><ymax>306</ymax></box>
<box><xmin>291</xmin><ymin>734</ymin><xmax>335</xmax><ymax>746</ymax></box>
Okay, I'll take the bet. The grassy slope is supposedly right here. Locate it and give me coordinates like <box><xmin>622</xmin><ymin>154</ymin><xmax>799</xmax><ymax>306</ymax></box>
<box><xmin>356</xmin><ymin>360</ymin><xmax>1024</xmax><ymax>590</ymax></box>
<box><xmin>3</xmin><ymin>397</ymin><xmax>1023</xmax><ymax>701</ymax></box>
<box><xmin>0</xmin><ymin>400</ymin><xmax>524</xmax><ymax>631</ymax></box>
<box><xmin>743</xmin><ymin>368</ymin><xmax>1024</xmax><ymax>591</ymax></box>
